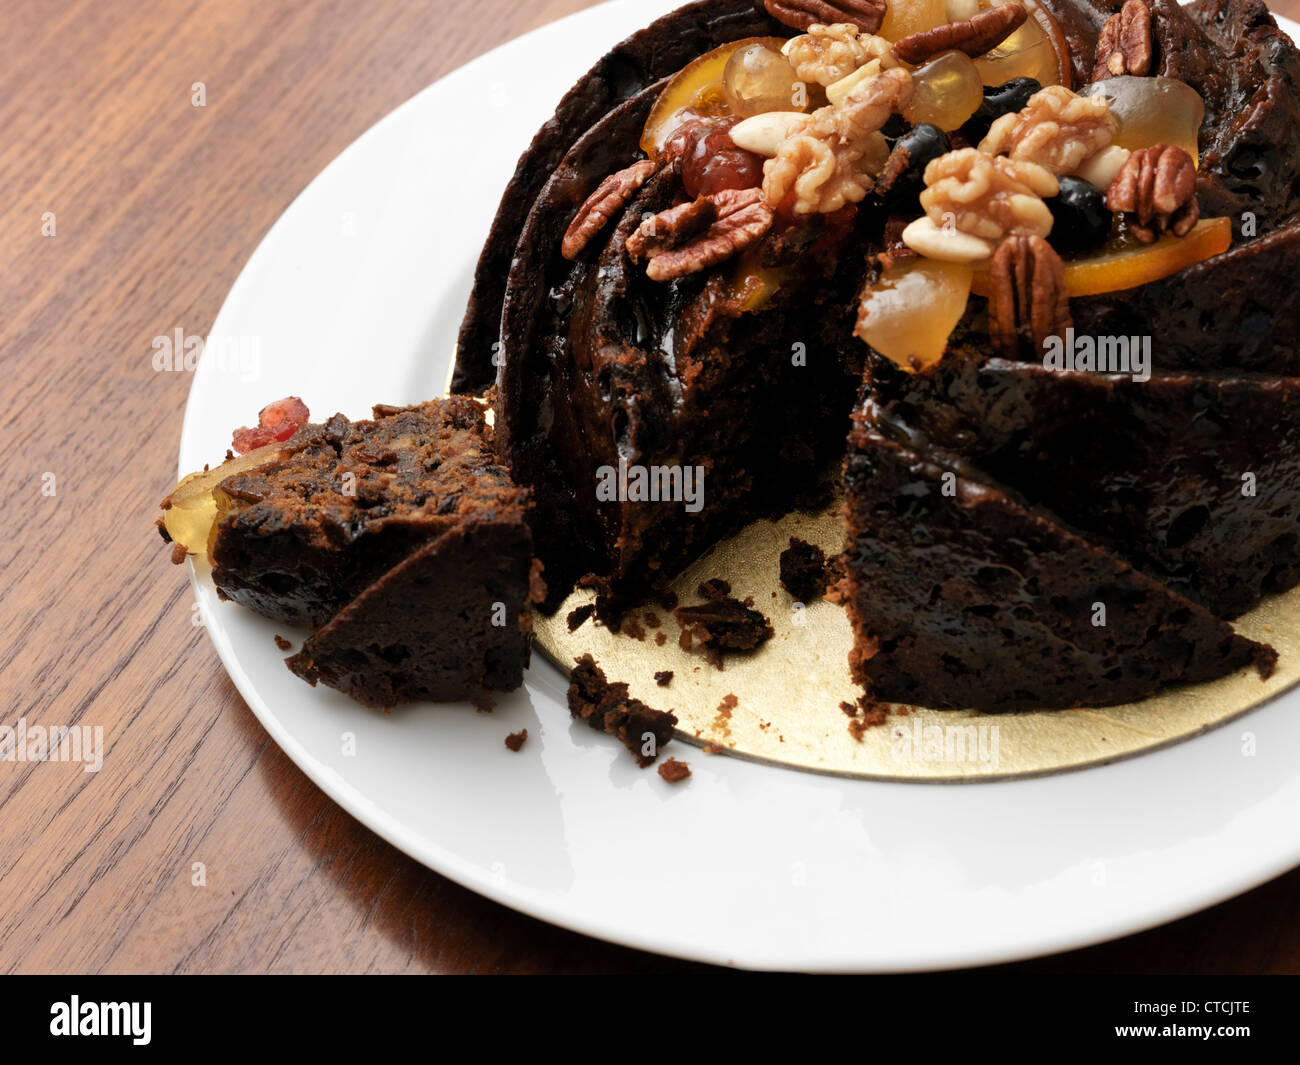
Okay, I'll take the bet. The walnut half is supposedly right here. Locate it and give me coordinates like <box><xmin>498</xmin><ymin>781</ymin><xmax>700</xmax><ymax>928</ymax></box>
<box><xmin>979</xmin><ymin>85</ymin><xmax>1116</xmax><ymax>176</ymax></box>
<box><xmin>783</xmin><ymin>22</ymin><xmax>896</xmax><ymax>87</ymax></box>
<box><xmin>920</xmin><ymin>148</ymin><xmax>1058</xmax><ymax>243</ymax></box>
<box><xmin>762</xmin><ymin>66</ymin><xmax>909</xmax><ymax>214</ymax></box>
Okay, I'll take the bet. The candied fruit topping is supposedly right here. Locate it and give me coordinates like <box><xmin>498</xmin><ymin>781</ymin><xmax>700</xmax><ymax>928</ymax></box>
<box><xmin>231</xmin><ymin>396</ymin><xmax>309</xmax><ymax>454</ymax></box>
<box><xmin>667</xmin><ymin>117</ymin><xmax>765</xmax><ymax>197</ymax></box>
<box><xmin>974</xmin><ymin>2</ymin><xmax>1064</xmax><ymax>88</ymax></box>
<box><xmin>855</xmin><ymin>257</ymin><xmax>974</xmax><ymax>372</ymax></box>
<box><xmin>1081</xmin><ymin>76</ymin><xmax>1204</xmax><ymax>164</ymax></box>
<box><xmin>641</xmin><ymin>37</ymin><xmax>792</xmax><ymax>159</ymax></box>
<box><xmin>904</xmin><ymin>51</ymin><xmax>984</xmax><ymax>133</ymax></box>
<box><xmin>971</xmin><ymin>216</ymin><xmax>1232</xmax><ymax>298</ymax></box>
<box><xmin>878</xmin><ymin>0</ymin><xmax>950</xmax><ymax>42</ymax></box>
<box><xmin>160</xmin><ymin>441</ymin><xmax>292</xmax><ymax>557</ymax></box>
<box><xmin>723</xmin><ymin>41</ymin><xmax>805</xmax><ymax>115</ymax></box>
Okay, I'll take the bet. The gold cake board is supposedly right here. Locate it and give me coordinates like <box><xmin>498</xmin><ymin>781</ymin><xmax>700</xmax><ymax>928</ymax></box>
<box><xmin>534</xmin><ymin>494</ymin><xmax>1300</xmax><ymax>782</ymax></box>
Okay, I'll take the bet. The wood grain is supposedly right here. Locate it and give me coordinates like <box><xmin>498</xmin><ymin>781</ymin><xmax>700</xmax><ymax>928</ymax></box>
<box><xmin>0</xmin><ymin>0</ymin><xmax>1297</xmax><ymax>974</ymax></box>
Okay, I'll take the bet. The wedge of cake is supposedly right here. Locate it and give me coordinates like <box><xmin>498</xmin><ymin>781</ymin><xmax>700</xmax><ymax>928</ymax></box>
<box><xmin>160</xmin><ymin>397</ymin><xmax>541</xmax><ymax>707</ymax></box>
<box><xmin>839</xmin><ymin>395</ymin><xmax>1275</xmax><ymax>712</ymax></box>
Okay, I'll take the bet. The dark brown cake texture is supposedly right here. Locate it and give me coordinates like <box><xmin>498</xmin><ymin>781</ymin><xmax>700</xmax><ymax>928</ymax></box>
<box><xmin>840</xmin><ymin>404</ymin><xmax>1275</xmax><ymax>712</ymax></box>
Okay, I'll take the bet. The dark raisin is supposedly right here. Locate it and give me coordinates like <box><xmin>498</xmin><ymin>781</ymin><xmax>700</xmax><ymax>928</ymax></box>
<box><xmin>1048</xmin><ymin>176</ymin><xmax>1112</xmax><ymax>254</ymax></box>
<box><xmin>879</xmin><ymin>124</ymin><xmax>950</xmax><ymax>209</ymax></box>
<box><xmin>960</xmin><ymin>77</ymin><xmax>1042</xmax><ymax>144</ymax></box>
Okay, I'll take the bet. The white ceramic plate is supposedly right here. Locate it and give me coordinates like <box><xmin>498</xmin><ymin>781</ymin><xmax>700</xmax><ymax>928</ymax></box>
<box><xmin>180</xmin><ymin>0</ymin><xmax>1300</xmax><ymax>971</ymax></box>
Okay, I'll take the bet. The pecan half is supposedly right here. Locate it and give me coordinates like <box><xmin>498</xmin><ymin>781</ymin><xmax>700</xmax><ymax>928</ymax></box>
<box><xmin>1106</xmin><ymin>143</ymin><xmax>1198</xmax><ymax>243</ymax></box>
<box><xmin>764</xmin><ymin>0</ymin><xmax>887</xmax><ymax>35</ymax></box>
<box><xmin>1090</xmin><ymin>0</ymin><xmax>1152</xmax><ymax>81</ymax></box>
<box><xmin>633</xmin><ymin>188</ymin><xmax>774</xmax><ymax>282</ymax></box>
<box><xmin>562</xmin><ymin>160</ymin><xmax>657</xmax><ymax>260</ymax></box>
<box><xmin>988</xmin><ymin>235</ymin><xmax>1072</xmax><ymax>359</ymax></box>
<box><xmin>626</xmin><ymin>196</ymin><xmax>717</xmax><ymax>261</ymax></box>
<box><xmin>891</xmin><ymin>4</ymin><xmax>1027</xmax><ymax>66</ymax></box>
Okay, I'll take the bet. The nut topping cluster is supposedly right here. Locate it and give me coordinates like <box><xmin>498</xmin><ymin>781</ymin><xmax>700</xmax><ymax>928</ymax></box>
<box><xmin>783</xmin><ymin>22</ymin><xmax>896</xmax><ymax>86</ymax></box>
<box><xmin>627</xmin><ymin>188</ymin><xmax>775</xmax><ymax>281</ymax></box>
<box><xmin>988</xmin><ymin>235</ymin><xmax>1073</xmax><ymax>358</ymax></box>
<box><xmin>891</xmin><ymin>4</ymin><xmax>1027</xmax><ymax>66</ymax></box>
<box><xmin>762</xmin><ymin>66</ymin><xmax>909</xmax><ymax>214</ymax></box>
<box><xmin>1091</xmin><ymin>0</ymin><xmax>1154</xmax><ymax>81</ymax></box>
<box><xmin>556</xmin><ymin>0</ymin><xmax>1215</xmax><ymax>373</ymax></box>
<box><xmin>1106</xmin><ymin>143</ymin><xmax>1198</xmax><ymax>243</ymax></box>
<box><xmin>920</xmin><ymin>148</ymin><xmax>1058</xmax><ymax>243</ymax></box>
<box><xmin>979</xmin><ymin>85</ymin><xmax>1117</xmax><ymax>175</ymax></box>
<box><xmin>763</xmin><ymin>0</ymin><xmax>887</xmax><ymax>35</ymax></box>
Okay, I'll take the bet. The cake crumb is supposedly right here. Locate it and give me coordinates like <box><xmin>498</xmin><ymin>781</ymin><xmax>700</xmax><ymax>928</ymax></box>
<box><xmin>839</xmin><ymin>700</ymin><xmax>858</xmax><ymax>717</ymax></box>
<box><xmin>697</xmin><ymin>578</ymin><xmax>732</xmax><ymax>601</ymax></box>
<box><xmin>847</xmin><ymin>697</ymin><xmax>888</xmax><ymax>739</ymax></box>
<box><xmin>674</xmin><ymin>596</ymin><xmax>774</xmax><ymax>667</ymax></box>
<box><xmin>658</xmin><ymin>757</ymin><xmax>691</xmax><ymax>783</ymax></box>
<box><xmin>780</xmin><ymin>537</ymin><xmax>829</xmax><ymax>602</ymax></box>
<box><xmin>170</xmin><ymin>542</ymin><xmax>189</xmax><ymax>566</ymax></box>
<box><xmin>654</xmin><ymin>670</ymin><xmax>673</xmax><ymax>686</ymax></box>
<box><xmin>623</xmin><ymin>616</ymin><xmax>646</xmax><ymax>641</ymax></box>
<box><xmin>703</xmin><ymin>742</ymin><xmax>724</xmax><ymax>754</ymax></box>
<box><xmin>566</xmin><ymin>655</ymin><xmax>676</xmax><ymax>767</ymax></box>
<box><xmin>566</xmin><ymin>604</ymin><xmax>595</xmax><ymax>631</ymax></box>
<box><xmin>643</xmin><ymin>612</ymin><xmax>661</xmax><ymax>628</ymax></box>
<box><xmin>654</xmin><ymin>632</ymin><xmax>667</xmax><ymax>646</ymax></box>
<box><xmin>505</xmin><ymin>728</ymin><xmax>528</xmax><ymax>752</ymax></box>
<box><xmin>274</xmin><ymin>634</ymin><xmax>293</xmax><ymax>651</ymax></box>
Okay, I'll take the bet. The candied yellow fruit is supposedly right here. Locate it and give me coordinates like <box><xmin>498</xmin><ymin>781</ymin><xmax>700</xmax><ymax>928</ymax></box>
<box><xmin>723</xmin><ymin>42</ymin><xmax>803</xmax><ymax>118</ymax></box>
<box><xmin>161</xmin><ymin>442</ymin><xmax>289</xmax><ymax>558</ymax></box>
<box><xmin>641</xmin><ymin>37</ymin><xmax>793</xmax><ymax>158</ymax></box>
<box><xmin>855</xmin><ymin>258</ymin><xmax>974</xmax><ymax>371</ymax></box>
<box><xmin>1081</xmin><ymin>76</ymin><xmax>1204</xmax><ymax>163</ymax></box>
<box><xmin>878</xmin><ymin>0</ymin><xmax>950</xmax><ymax>42</ymax></box>
<box><xmin>905</xmin><ymin>51</ymin><xmax>984</xmax><ymax>131</ymax></box>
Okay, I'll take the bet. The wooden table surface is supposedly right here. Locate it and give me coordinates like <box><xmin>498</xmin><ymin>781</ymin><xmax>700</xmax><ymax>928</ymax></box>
<box><xmin>2</xmin><ymin>0</ymin><xmax>1298</xmax><ymax>975</ymax></box>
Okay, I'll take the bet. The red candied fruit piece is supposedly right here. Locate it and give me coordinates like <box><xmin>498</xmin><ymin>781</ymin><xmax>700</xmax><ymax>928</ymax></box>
<box><xmin>664</xmin><ymin>116</ymin><xmax>764</xmax><ymax>199</ymax></box>
<box><xmin>231</xmin><ymin>396</ymin><xmax>309</xmax><ymax>454</ymax></box>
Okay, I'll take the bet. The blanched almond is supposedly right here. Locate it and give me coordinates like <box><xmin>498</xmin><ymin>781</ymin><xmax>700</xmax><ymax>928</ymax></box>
<box><xmin>901</xmin><ymin>215</ymin><xmax>995</xmax><ymax>262</ymax></box>
<box><xmin>728</xmin><ymin>111</ymin><xmax>810</xmax><ymax>157</ymax></box>
<box><xmin>1074</xmin><ymin>144</ymin><xmax>1131</xmax><ymax>190</ymax></box>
